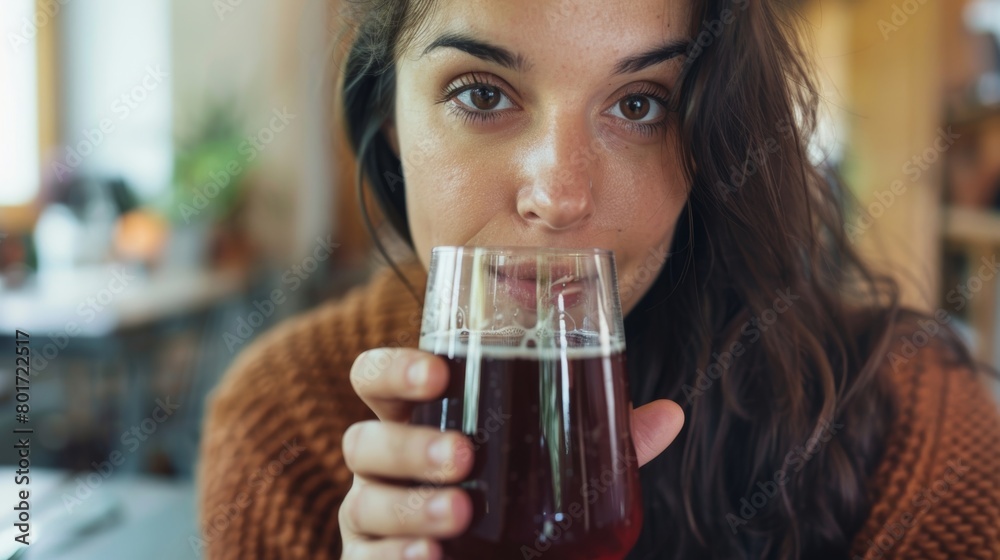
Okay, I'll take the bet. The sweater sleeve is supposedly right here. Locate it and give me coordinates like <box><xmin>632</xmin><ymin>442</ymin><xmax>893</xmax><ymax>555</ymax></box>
<box><xmin>195</xmin><ymin>266</ymin><xmax>424</xmax><ymax>559</ymax></box>
<box><xmin>850</xmin><ymin>335</ymin><xmax>1000</xmax><ymax>559</ymax></box>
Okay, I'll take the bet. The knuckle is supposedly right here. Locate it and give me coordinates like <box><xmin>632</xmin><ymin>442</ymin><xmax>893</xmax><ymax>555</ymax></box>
<box><xmin>340</xmin><ymin>484</ymin><xmax>365</xmax><ymax>534</ymax></box>
<box><xmin>349</xmin><ymin>484</ymin><xmax>368</xmax><ymax>532</ymax></box>
<box><xmin>341</xmin><ymin>423</ymin><xmax>366</xmax><ymax>471</ymax></box>
<box><xmin>337</xmin><ymin>488</ymin><xmax>352</xmax><ymax>529</ymax></box>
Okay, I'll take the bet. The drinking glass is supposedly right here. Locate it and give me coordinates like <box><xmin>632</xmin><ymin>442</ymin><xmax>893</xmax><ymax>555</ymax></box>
<box><xmin>410</xmin><ymin>247</ymin><xmax>642</xmax><ymax>560</ymax></box>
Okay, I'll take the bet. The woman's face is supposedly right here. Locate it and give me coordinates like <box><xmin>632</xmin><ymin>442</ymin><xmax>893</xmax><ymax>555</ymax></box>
<box><xmin>386</xmin><ymin>0</ymin><xmax>692</xmax><ymax>314</ymax></box>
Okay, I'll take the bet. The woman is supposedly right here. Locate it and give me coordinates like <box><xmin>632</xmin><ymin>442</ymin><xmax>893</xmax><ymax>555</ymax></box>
<box><xmin>197</xmin><ymin>0</ymin><xmax>1000</xmax><ymax>558</ymax></box>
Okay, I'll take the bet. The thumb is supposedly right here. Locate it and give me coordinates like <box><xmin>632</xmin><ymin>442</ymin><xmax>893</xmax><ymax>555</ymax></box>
<box><xmin>630</xmin><ymin>399</ymin><xmax>685</xmax><ymax>467</ymax></box>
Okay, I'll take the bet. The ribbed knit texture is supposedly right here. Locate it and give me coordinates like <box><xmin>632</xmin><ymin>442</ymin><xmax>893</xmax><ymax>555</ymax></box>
<box><xmin>197</xmin><ymin>262</ymin><xmax>1000</xmax><ymax>559</ymax></box>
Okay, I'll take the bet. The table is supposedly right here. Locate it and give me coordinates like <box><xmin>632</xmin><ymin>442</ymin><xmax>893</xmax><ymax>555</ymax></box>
<box><xmin>0</xmin><ymin>266</ymin><xmax>245</xmax><ymax>336</ymax></box>
<box><xmin>0</xmin><ymin>265</ymin><xmax>246</xmax><ymax>476</ymax></box>
<box><xmin>0</xmin><ymin>468</ymin><xmax>200</xmax><ymax>559</ymax></box>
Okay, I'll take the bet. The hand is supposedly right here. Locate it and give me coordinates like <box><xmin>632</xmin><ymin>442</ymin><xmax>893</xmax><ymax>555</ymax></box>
<box><xmin>339</xmin><ymin>348</ymin><xmax>685</xmax><ymax>560</ymax></box>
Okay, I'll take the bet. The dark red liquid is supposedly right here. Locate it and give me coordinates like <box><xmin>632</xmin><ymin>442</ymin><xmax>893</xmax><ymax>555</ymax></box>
<box><xmin>411</xmin><ymin>352</ymin><xmax>642</xmax><ymax>560</ymax></box>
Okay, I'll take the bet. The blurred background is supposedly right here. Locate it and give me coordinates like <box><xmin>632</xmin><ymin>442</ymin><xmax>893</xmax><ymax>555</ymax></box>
<box><xmin>0</xmin><ymin>0</ymin><xmax>998</xmax><ymax>558</ymax></box>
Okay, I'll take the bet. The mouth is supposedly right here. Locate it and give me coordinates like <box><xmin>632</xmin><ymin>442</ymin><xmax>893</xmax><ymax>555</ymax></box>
<box><xmin>492</xmin><ymin>266</ymin><xmax>587</xmax><ymax>311</ymax></box>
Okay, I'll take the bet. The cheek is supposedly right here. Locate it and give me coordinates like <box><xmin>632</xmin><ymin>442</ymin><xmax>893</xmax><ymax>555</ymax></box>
<box><xmin>614</xmin><ymin>215</ymin><xmax>680</xmax><ymax>314</ymax></box>
<box><xmin>401</xmin><ymin>130</ymin><xmax>506</xmax><ymax>260</ymax></box>
<box><xmin>605</xmin><ymin>146</ymin><xmax>688</xmax><ymax>312</ymax></box>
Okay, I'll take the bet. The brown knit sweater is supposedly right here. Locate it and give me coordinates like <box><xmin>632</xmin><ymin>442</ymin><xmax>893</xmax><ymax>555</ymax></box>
<box><xmin>196</xmin><ymin>262</ymin><xmax>1000</xmax><ymax>559</ymax></box>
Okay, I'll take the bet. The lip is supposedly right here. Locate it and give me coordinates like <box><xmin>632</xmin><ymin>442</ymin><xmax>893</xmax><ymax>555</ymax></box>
<box><xmin>432</xmin><ymin>246</ymin><xmax>613</xmax><ymax>259</ymax></box>
<box><xmin>495</xmin><ymin>270</ymin><xmax>586</xmax><ymax>311</ymax></box>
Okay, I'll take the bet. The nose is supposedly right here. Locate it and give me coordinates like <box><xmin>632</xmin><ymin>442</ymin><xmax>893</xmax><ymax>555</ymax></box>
<box><xmin>516</xmin><ymin>119</ymin><xmax>597</xmax><ymax>231</ymax></box>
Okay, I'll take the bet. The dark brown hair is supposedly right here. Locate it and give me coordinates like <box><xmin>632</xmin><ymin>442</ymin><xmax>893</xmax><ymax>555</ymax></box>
<box><xmin>336</xmin><ymin>0</ymin><xmax>978</xmax><ymax>558</ymax></box>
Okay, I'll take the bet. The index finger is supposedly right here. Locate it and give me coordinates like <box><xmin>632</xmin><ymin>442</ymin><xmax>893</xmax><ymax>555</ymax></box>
<box><xmin>350</xmin><ymin>348</ymin><xmax>449</xmax><ymax>422</ymax></box>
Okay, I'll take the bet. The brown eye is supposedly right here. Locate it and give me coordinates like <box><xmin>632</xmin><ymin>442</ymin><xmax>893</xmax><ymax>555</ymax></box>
<box><xmin>619</xmin><ymin>96</ymin><xmax>650</xmax><ymax>120</ymax></box>
<box><xmin>606</xmin><ymin>92</ymin><xmax>666</xmax><ymax>130</ymax></box>
<box><xmin>447</xmin><ymin>77</ymin><xmax>516</xmax><ymax>122</ymax></box>
<box><xmin>469</xmin><ymin>86</ymin><xmax>501</xmax><ymax>110</ymax></box>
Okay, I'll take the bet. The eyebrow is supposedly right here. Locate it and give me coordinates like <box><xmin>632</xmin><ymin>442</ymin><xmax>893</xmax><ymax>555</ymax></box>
<box><xmin>613</xmin><ymin>40</ymin><xmax>691</xmax><ymax>74</ymax></box>
<box><xmin>423</xmin><ymin>33</ymin><xmax>531</xmax><ymax>72</ymax></box>
<box><xmin>421</xmin><ymin>32</ymin><xmax>690</xmax><ymax>75</ymax></box>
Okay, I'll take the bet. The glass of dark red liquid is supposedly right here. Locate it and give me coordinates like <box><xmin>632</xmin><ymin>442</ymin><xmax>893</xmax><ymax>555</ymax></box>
<box><xmin>411</xmin><ymin>247</ymin><xmax>642</xmax><ymax>560</ymax></box>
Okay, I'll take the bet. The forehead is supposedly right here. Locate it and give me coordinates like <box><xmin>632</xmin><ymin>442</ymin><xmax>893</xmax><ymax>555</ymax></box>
<box><xmin>405</xmin><ymin>0</ymin><xmax>691</xmax><ymax>69</ymax></box>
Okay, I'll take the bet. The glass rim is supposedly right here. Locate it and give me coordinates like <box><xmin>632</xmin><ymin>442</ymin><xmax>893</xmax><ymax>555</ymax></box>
<box><xmin>431</xmin><ymin>246</ymin><xmax>614</xmax><ymax>258</ymax></box>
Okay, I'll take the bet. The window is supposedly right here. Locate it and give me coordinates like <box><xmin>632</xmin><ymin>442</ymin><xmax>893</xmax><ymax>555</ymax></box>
<box><xmin>0</xmin><ymin>0</ymin><xmax>40</xmax><ymax>206</ymax></box>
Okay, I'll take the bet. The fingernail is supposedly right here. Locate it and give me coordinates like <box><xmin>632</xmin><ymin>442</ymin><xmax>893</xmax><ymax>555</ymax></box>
<box><xmin>407</xmin><ymin>359</ymin><xmax>429</xmax><ymax>388</ymax></box>
<box><xmin>427</xmin><ymin>494</ymin><xmax>451</xmax><ymax>520</ymax></box>
<box><xmin>404</xmin><ymin>540</ymin><xmax>429</xmax><ymax>560</ymax></box>
<box><xmin>429</xmin><ymin>436</ymin><xmax>453</xmax><ymax>466</ymax></box>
